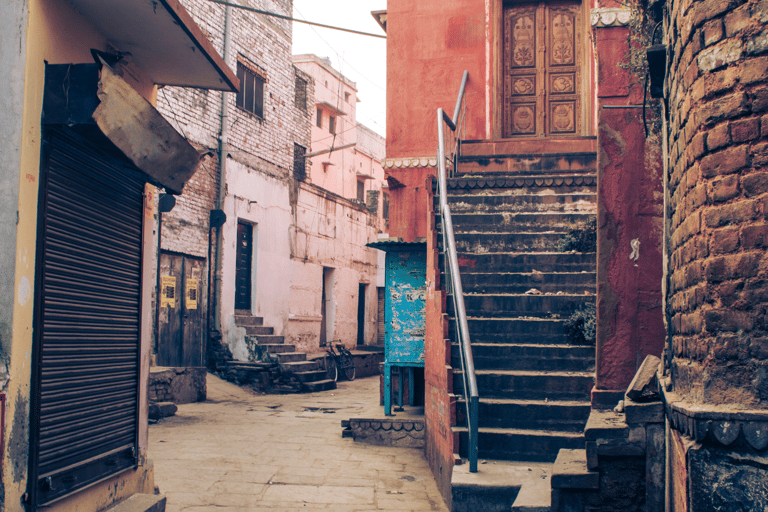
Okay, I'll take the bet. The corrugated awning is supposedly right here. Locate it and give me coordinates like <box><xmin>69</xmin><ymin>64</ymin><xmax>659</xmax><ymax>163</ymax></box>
<box><xmin>65</xmin><ymin>0</ymin><xmax>238</xmax><ymax>91</ymax></box>
<box><xmin>366</xmin><ymin>237</ymin><xmax>426</xmax><ymax>251</ymax></box>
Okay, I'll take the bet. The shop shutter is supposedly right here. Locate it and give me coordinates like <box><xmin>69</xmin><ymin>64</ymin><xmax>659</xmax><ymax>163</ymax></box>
<box><xmin>377</xmin><ymin>287</ymin><xmax>385</xmax><ymax>346</ymax></box>
<box><xmin>31</xmin><ymin>127</ymin><xmax>144</xmax><ymax>506</ymax></box>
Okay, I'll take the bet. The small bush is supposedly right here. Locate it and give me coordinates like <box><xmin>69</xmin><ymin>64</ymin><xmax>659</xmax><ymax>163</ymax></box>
<box><xmin>564</xmin><ymin>302</ymin><xmax>596</xmax><ymax>345</ymax></box>
<box><xmin>558</xmin><ymin>217</ymin><xmax>597</xmax><ymax>253</ymax></box>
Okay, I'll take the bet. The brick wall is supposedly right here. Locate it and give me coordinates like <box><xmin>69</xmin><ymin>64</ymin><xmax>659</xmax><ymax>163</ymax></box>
<box><xmin>665</xmin><ymin>0</ymin><xmax>768</xmax><ymax>406</ymax></box>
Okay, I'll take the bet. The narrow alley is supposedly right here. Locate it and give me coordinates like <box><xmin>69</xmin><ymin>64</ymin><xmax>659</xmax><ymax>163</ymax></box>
<box><xmin>150</xmin><ymin>375</ymin><xmax>448</xmax><ymax>511</ymax></box>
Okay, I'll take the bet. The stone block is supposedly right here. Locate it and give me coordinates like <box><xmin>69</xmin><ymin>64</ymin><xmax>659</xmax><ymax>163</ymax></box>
<box><xmin>624</xmin><ymin>400</ymin><xmax>664</xmax><ymax>424</ymax></box>
<box><xmin>104</xmin><ymin>494</ymin><xmax>166</xmax><ymax>512</ymax></box>
<box><xmin>585</xmin><ymin>441</ymin><xmax>599</xmax><ymax>471</ymax></box>
<box><xmin>626</xmin><ymin>355</ymin><xmax>661</xmax><ymax>402</ymax></box>
<box><xmin>585</xmin><ymin>410</ymin><xmax>628</xmax><ymax>441</ymax></box>
<box><xmin>149</xmin><ymin>402</ymin><xmax>177</xmax><ymax>420</ymax></box>
<box><xmin>551</xmin><ymin>449</ymin><xmax>599</xmax><ymax>490</ymax></box>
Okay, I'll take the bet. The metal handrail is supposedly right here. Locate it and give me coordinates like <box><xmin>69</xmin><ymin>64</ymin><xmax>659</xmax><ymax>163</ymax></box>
<box><xmin>436</xmin><ymin>71</ymin><xmax>478</xmax><ymax>472</ymax></box>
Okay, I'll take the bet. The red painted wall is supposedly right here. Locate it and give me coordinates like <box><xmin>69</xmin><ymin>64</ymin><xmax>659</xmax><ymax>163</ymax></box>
<box><xmin>594</xmin><ymin>21</ymin><xmax>665</xmax><ymax>404</ymax></box>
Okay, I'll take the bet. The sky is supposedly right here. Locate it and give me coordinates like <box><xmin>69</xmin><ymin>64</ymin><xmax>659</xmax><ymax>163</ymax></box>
<box><xmin>292</xmin><ymin>1</ymin><xmax>387</xmax><ymax>138</ymax></box>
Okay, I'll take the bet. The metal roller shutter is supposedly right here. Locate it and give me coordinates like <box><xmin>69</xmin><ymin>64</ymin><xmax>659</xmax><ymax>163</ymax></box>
<box><xmin>31</xmin><ymin>127</ymin><xmax>145</xmax><ymax>506</ymax></box>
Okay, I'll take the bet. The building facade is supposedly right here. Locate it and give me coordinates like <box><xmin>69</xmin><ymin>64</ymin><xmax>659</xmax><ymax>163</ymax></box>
<box><xmin>0</xmin><ymin>0</ymin><xmax>236</xmax><ymax>510</ymax></box>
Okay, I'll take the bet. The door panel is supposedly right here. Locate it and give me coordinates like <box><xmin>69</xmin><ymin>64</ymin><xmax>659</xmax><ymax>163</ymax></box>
<box><xmin>503</xmin><ymin>1</ymin><xmax>583</xmax><ymax>138</ymax></box>
<box><xmin>235</xmin><ymin>222</ymin><xmax>253</xmax><ymax>311</ymax></box>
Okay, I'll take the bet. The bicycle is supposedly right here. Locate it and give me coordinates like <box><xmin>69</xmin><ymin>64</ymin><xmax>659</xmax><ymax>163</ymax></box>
<box><xmin>322</xmin><ymin>340</ymin><xmax>356</xmax><ymax>382</ymax></box>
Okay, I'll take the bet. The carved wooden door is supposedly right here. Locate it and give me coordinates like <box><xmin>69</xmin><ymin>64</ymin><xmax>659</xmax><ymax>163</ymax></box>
<box><xmin>503</xmin><ymin>1</ymin><xmax>583</xmax><ymax>138</ymax></box>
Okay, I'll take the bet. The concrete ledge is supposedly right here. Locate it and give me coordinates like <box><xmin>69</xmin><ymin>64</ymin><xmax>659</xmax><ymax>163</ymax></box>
<box><xmin>345</xmin><ymin>418</ymin><xmax>424</xmax><ymax>448</ymax></box>
<box><xmin>584</xmin><ymin>410</ymin><xmax>628</xmax><ymax>440</ymax></box>
<box><xmin>551</xmin><ymin>449</ymin><xmax>599</xmax><ymax>490</ymax></box>
<box><xmin>103</xmin><ymin>493</ymin><xmax>165</xmax><ymax>512</ymax></box>
<box><xmin>149</xmin><ymin>367</ymin><xmax>206</xmax><ymax>404</ymax></box>
<box><xmin>511</xmin><ymin>479</ymin><xmax>552</xmax><ymax>511</ymax></box>
<box><xmin>452</xmin><ymin>460</ymin><xmax>550</xmax><ymax>512</ymax></box>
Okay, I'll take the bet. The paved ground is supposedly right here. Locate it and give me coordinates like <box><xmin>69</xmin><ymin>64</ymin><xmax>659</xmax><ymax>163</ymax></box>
<box><xmin>149</xmin><ymin>374</ymin><xmax>448</xmax><ymax>512</ymax></box>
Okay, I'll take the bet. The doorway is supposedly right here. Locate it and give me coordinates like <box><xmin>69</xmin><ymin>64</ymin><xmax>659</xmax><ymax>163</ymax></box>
<box><xmin>357</xmin><ymin>283</ymin><xmax>368</xmax><ymax>346</ymax></box>
<box><xmin>235</xmin><ymin>221</ymin><xmax>253</xmax><ymax>310</ymax></box>
<box><xmin>502</xmin><ymin>1</ymin><xmax>585</xmax><ymax>138</ymax></box>
<box><xmin>320</xmin><ymin>267</ymin><xmax>335</xmax><ymax>346</ymax></box>
<box><xmin>157</xmin><ymin>252</ymin><xmax>205</xmax><ymax>367</ymax></box>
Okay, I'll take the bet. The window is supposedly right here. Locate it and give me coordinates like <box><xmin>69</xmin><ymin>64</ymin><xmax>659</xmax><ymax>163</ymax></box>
<box><xmin>357</xmin><ymin>179</ymin><xmax>365</xmax><ymax>202</ymax></box>
<box><xmin>293</xmin><ymin>143</ymin><xmax>307</xmax><ymax>181</ymax></box>
<box><xmin>345</xmin><ymin>92</ymin><xmax>351</xmax><ymax>103</ymax></box>
<box><xmin>316</xmin><ymin>107</ymin><xmax>323</xmax><ymax>128</ymax></box>
<box><xmin>295</xmin><ymin>76</ymin><xmax>307</xmax><ymax>110</ymax></box>
<box><xmin>236</xmin><ymin>61</ymin><xmax>264</xmax><ymax>118</ymax></box>
<box><xmin>329</xmin><ymin>115</ymin><xmax>336</xmax><ymax>134</ymax></box>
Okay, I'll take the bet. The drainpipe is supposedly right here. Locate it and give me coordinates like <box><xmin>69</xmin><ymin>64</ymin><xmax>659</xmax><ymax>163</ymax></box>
<box><xmin>214</xmin><ymin>4</ymin><xmax>233</xmax><ymax>331</ymax></box>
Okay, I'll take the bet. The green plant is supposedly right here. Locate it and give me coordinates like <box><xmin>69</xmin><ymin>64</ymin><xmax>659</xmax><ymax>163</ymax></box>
<box><xmin>564</xmin><ymin>302</ymin><xmax>596</xmax><ymax>345</ymax></box>
<box><xmin>557</xmin><ymin>217</ymin><xmax>597</xmax><ymax>253</ymax></box>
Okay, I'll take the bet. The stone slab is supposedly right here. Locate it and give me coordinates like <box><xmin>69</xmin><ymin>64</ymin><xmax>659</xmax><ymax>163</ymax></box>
<box><xmin>104</xmin><ymin>494</ymin><xmax>166</xmax><ymax>512</ymax></box>
<box><xmin>551</xmin><ymin>449</ymin><xmax>599</xmax><ymax>490</ymax></box>
<box><xmin>584</xmin><ymin>409</ymin><xmax>628</xmax><ymax>440</ymax></box>
<box><xmin>452</xmin><ymin>460</ymin><xmax>551</xmax><ymax>512</ymax></box>
<box><xmin>624</xmin><ymin>399</ymin><xmax>664</xmax><ymax>424</ymax></box>
<box><xmin>148</xmin><ymin>402</ymin><xmax>177</xmax><ymax>420</ymax></box>
<box><xmin>625</xmin><ymin>355</ymin><xmax>660</xmax><ymax>401</ymax></box>
<box><xmin>511</xmin><ymin>479</ymin><xmax>552</xmax><ymax>511</ymax></box>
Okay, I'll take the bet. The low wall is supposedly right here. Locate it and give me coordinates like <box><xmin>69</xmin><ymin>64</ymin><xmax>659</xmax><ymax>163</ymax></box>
<box><xmin>149</xmin><ymin>367</ymin><xmax>207</xmax><ymax>404</ymax></box>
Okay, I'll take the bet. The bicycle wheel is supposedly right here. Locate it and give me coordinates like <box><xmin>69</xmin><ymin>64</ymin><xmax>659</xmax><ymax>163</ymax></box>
<box><xmin>324</xmin><ymin>355</ymin><xmax>338</xmax><ymax>382</ymax></box>
<box><xmin>341</xmin><ymin>352</ymin><xmax>356</xmax><ymax>381</ymax></box>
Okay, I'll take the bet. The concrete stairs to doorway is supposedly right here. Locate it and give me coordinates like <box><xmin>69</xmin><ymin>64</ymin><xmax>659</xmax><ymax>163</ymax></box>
<box><xmin>233</xmin><ymin>310</ymin><xmax>336</xmax><ymax>392</ymax></box>
<box><xmin>440</xmin><ymin>139</ymin><xmax>597</xmax><ymax>510</ymax></box>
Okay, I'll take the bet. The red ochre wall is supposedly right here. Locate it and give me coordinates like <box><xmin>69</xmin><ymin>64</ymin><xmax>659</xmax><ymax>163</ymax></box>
<box><xmin>385</xmin><ymin>0</ymin><xmax>487</xmax><ymax>502</ymax></box>
<box><xmin>593</xmin><ymin>9</ymin><xmax>665</xmax><ymax>407</ymax></box>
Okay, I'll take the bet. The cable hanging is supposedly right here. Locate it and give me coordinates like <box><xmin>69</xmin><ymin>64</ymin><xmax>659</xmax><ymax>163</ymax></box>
<box><xmin>207</xmin><ymin>0</ymin><xmax>387</xmax><ymax>39</ymax></box>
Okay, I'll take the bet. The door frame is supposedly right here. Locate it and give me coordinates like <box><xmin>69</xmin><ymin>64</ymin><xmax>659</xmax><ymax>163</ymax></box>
<box><xmin>491</xmin><ymin>0</ymin><xmax>595</xmax><ymax>140</ymax></box>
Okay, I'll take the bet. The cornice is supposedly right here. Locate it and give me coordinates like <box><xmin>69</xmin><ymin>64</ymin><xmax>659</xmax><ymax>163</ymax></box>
<box><xmin>661</xmin><ymin>387</ymin><xmax>768</xmax><ymax>451</ymax></box>
<box><xmin>383</xmin><ymin>156</ymin><xmax>438</xmax><ymax>169</ymax></box>
<box><xmin>591</xmin><ymin>8</ymin><xmax>632</xmax><ymax>28</ymax></box>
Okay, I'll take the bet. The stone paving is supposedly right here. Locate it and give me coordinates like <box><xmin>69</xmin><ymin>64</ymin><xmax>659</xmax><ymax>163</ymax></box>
<box><xmin>149</xmin><ymin>374</ymin><xmax>448</xmax><ymax>511</ymax></box>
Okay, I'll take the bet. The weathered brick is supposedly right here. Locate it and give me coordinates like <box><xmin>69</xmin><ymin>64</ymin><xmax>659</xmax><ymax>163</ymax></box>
<box><xmin>750</xmin><ymin>337</ymin><xmax>768</xmax><ymax>359</ymax></box>
<box><xmin>730</xmin><ymin>117</ymin><xmax>760</xmax><ymax>143</ymax></box>
<box><xmin>742</xmin><ymin>172</ymin><xmax>768</xmax><ymax>197</ymax></box>
<box><xmin>671</xmin><ymin>210</ymin><xmax>701</xmax><ymax>249</ymax></box>
<box><xmin>762</xmin><ymin>114</ymin><xmax>768</xmax><ymax>136</ymax></box>
<box><xmin>745</xmin><ymin>29</ymin><xmax>768</xmax><ymax>57</ymax></box>
<box><xmin>696</xmin><ymin>92</ymin><xmax>749</xmax><ymax>126</ymax></box>
<box><xmin>753</xmin><ymin>142</ymin><xmax>768</xmax><ymax>166</ymax></box>
<box><xmin>700</xmin><ymin>145</ymin><xmax>749</xmax><ymax>177</ymax></box>
<box><xmin>703</xmin><ymin>19</ymin><xmax>724</xmax><ymax>46</ymax></box>
<box><xmin>709</xmin><ymin>225</ymin><xmax>739</xmax><ymax>253</ymax></box>
<box><xmin>691</xmin><ymin>131</ymin><xmax>707</xmax><ymax>159</ymax></box>
<box><xmin>690</xmin><ymin>183</ymin><xmax>708</xmax><ymax>209</ymax></box>
<box><xmin>751</xmin><ymin>88</ymin><xmax>768</xmax><ymax>114</ymax></box>
<box><xmin>705</xmin><ymin>252</ymin><xmax>762</xmax><ymax>284</ymax></box>
<box><xmin>692</xmin><ymin>0</ymin><xmax>737</xmax><ymax>27</ymax></box>
<box><xmin>739</xmin><ymin>56</ymin><xmax>768</xmax><ymax>85</ymax></box>
<box><xmin>706</xmin><ymin>123</ymin><xmax>731</xmax><ymax>151</ymax></box>
<box><xmin>742</xmin><ymin>223</ymin><xmax>768</xmax><ymax>248</ymax></box>
<box><xmin>709</xmin><ymin>174</ymin><xmax>740</xmax><ymax>202</ymax></box>
<box><xmin>704</xmin><ymin>309</ymin><xmax>754</xmax><ymax>332</ymax></box>
<box><xmin>724</xmin><ymin>4</ymin><xmax>753</xmax><ymax>37</ymax></box>
<box><xmin>703</xmin><ymin>198</ymin><xmax>757</xmax><ymax>227</ymax></box>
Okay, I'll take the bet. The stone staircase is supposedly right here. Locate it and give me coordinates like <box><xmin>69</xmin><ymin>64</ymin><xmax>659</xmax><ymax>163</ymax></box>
<box><xmin>441</xmin><ymin>139</ymin><xmax>597</xmax><ymax>466</ymax></box>
<box><xmin>233</xmin><ymin>310</ymin><xmax>336</xmax><ymax>392</ymax></box>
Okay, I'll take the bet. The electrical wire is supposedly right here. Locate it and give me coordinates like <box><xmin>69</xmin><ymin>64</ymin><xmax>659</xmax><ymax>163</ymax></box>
<box><xmin>207</xmin><ymin>0</ymin><xmax>386</xmax><ymax>39</ymax></box>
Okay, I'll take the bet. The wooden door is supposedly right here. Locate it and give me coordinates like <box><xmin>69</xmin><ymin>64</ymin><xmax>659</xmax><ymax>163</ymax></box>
<box><xmin>235</xmin><ymin>221</ymin><xmax>253</xmax><ymax>310</ymax></box>
<box><xmin>157</xmin><ymin>252</ymin><xmax>205</xmax><ymax>367</ymax></box>
<box><xmin>503</xmin><ymin>1</ymin><xmax>583</xmax><ymax>138</ymax></box>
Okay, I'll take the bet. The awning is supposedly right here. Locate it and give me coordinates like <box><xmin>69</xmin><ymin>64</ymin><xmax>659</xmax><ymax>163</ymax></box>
<box><xmin>317</xmin><ymin>101</ymin><xmax>348</xmax><ymax>116</ymax></box>
<box><xmin>65</xmin><ymin>0</ymin><xmax>238</xmax><ymax>91</ymax></box>
<box><xmin>366</xmin><ymin>237</ymin><xmax>426</xmax><ymax>252</ymax></box>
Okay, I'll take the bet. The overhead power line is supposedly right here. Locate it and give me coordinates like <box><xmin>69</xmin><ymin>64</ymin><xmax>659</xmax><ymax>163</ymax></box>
<box><xmin>207</xmin><ymin>0</ymin><xmax>387</xmax><ymax>39</ymax></box>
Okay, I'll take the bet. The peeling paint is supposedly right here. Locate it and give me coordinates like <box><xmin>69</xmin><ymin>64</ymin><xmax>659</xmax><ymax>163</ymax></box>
<box><xmin>9</xmin><ymin>389</ymin><xmax>28</xmax><ymax>484</ymax></box>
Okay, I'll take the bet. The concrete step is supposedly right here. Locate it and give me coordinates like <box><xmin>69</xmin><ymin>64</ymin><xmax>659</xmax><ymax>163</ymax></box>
<box><xmin>451</xmin><ymin>251</ymin><xmax>596</xmax><ymax>273</ymax></box>
<box><xmin>460</xmin><ymin>137</ymin><xmax>597</xmax><ymax>156</ymax></box>
<box><xmin>456</xmin><ymin>370</ymin><xmax>594</xmax><ymax>401</ymax></box>
<box><xmin>454</xmin><ymin>232</ymin><xmax>566</xmax><ymax>253</ymax></box>
<box><xmin>451</xmin><ymin>459</ymin><xmax>552</xmax><ymax>512</ymax></box>
<box><xmin>447</xmin><ymin>175</ymin><xmax>596</xmax><ymax>194</ymax></box>
<box><xmin>457</xmin><ymin>152</ymin><xmax>596</xmax><ymax>176</ymax></box>
<box><xmin>242</xmin><ymin>325</ymin><xmax>274</xmax><ymax>335</ymax></box>
<box><xmin>258</xmin><ymin>343</ymin><xmax>295</xmax><ymax>354</ymax></box>
<box><xmin>447</xmin><ymin>192</ymin><xmax>596</xmax><ymax>213</ymax></box>
<box><xmin>551</xmin><ymin>449</ymin><xmax>599</xmax><ymax>490</ymax></box>
<box><xmin>449</xmin><ymin>293</ymin><xmax>595</xmax><ymax>318</ymax></box>
<box><xmin>275</xmin><ymin>352</ymin><xmax>307</xmax><ymax>363</ymax></box>
<box><xmin>254</xmin><ymin>334</ymin><xmax>285</xmax><ymax>344</ymax></box>
<box><xmin>104</xmin><ymin>494</ymin><xmax>166</xmax><ymax>512</ymax></box>
<box><xmin>291</xmin><ymin>369</ymin><xmax>327</xmax><ymax>383</ymax></box>
<box><xmin>450</xmin><ymin>212</ymin><xmax>595</xmax><ymax>231</ymax></box>
<box><xmin>452</xmin><ymin>317</ymin><xmax>570</xmax><ymax>345</ymax></box>
<box><xmin>233</xmin><ymin>313</ymin><xmax>263</xmax><ymax>326</ymax></box>
<box><xmin>452</xmin><ymin>343</ymin><xmax>594</xmax><ymax>372</ymax></box>
<box><xmin>457</xmin><ymin>426</ymin><xmax>586</xmax><ymax>462</ymax></box>
<box><xmin>453</xmin><ymin>271</ymin><xmax>596</xmax><ymax>294</ymax></box>
<box><xmin>280</xmin><ymin>360</ymin><xmax>321</xmax><ymax>374</ymax></box>
<box><xmin>302</xmin><ymin>379</ymin><xmax>337</xmax><ymax>392</ymax></box>
<box><xmin>456</xmin><ymin>398</ymin><xmax>591</xmax><ymax>432</ymax></box>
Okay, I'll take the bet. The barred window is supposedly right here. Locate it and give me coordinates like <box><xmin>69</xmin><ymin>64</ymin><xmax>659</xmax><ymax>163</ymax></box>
<box><xmin>236</xmin><ymin>61</ymin><xmax>264</xmax><ymax>118</ymax></box>
<box><xmin>295</xmin><ymin>76</ymin><xmax>307</xmax><ymax>110</ymax></box>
